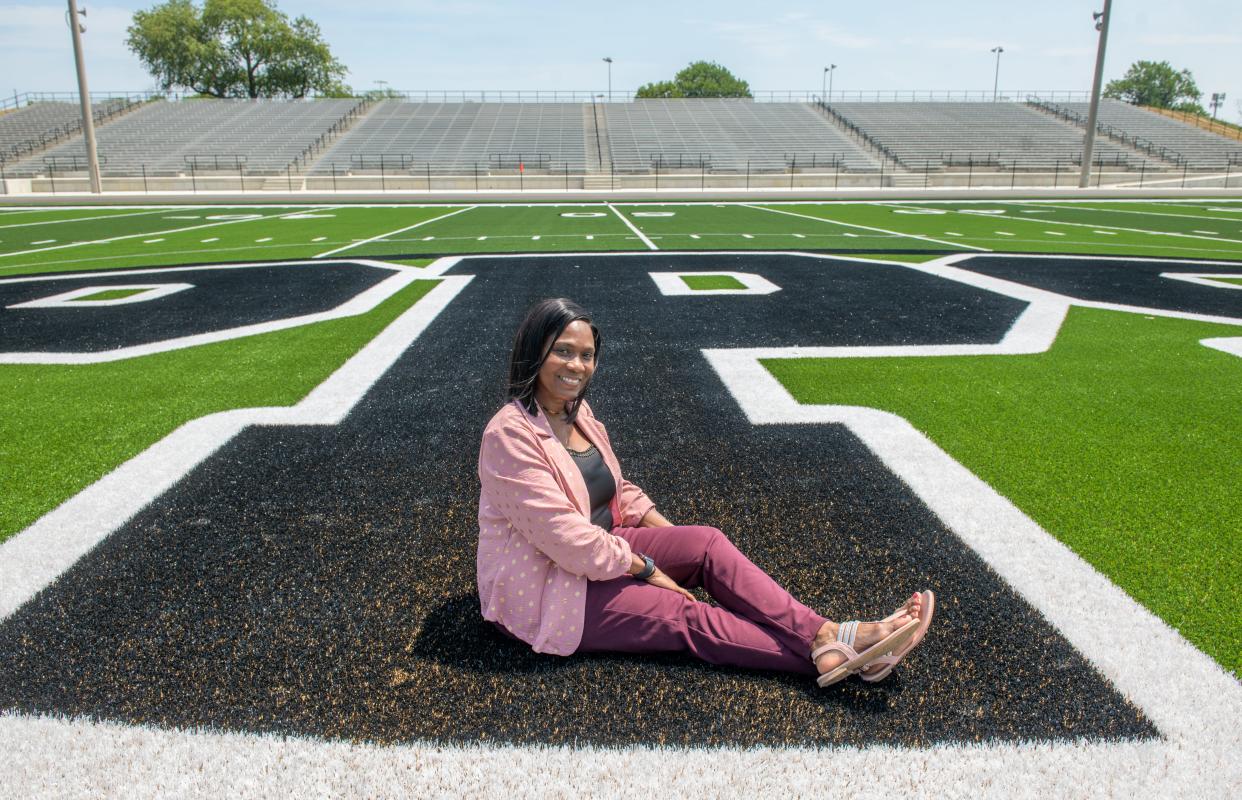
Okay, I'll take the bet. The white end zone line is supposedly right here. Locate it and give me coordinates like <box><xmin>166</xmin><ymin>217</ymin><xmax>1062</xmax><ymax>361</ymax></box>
<box><xmin>740</xmin><ymin>203</ymin><xmax>992</xmax><ymax>252</ymax></box>
<box><xmin>607</xmin><ymin>204</ymin><xmax>658</xmax><ymax>250</ymax></box>
<box><xmin>0</xmin><ymin>260</ymin><xmax>425</xmax><ymax>364</ymax></box>
<box><xmin>313</xmin><ymin>206</ymin><xmax>475</xmax><ymax>258</ymax></box>
<box><xmin>3</xmin><ymin>252</ymin><xmax>1242</xmax><ymax>797</ymax></box>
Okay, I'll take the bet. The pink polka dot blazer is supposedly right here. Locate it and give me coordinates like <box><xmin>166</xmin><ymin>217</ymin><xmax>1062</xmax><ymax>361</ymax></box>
<box><xmin>477</xmin><ymin>398</ymin><xmax>656</xmax><ymax>655</ymax></box>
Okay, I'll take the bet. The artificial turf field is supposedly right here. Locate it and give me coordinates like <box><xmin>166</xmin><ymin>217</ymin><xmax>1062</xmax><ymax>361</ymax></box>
<box><xmin>1</xmin><ymin>198</ymin><xmax>1240</xmax><ymax>796</ymax></box>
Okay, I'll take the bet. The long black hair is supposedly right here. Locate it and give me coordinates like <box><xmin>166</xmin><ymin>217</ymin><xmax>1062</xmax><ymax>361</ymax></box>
<box><xmin>506</xmin><ymin>297</ymin><xmax>601</xmax><ymax>423</ymax></box>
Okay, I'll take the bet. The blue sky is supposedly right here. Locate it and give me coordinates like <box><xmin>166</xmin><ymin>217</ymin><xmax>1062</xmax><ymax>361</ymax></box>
<box><xmin>3</xmin><ymin>0</ymin><xmax>1239</xmax><ymax>121</ymax></box>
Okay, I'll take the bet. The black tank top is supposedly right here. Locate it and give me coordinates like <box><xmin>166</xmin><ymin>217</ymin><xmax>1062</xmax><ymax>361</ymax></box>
<box><xmin>568</xmin><ymin>444</ymin><xmax>616</xmax><ymax>530</ymax></box>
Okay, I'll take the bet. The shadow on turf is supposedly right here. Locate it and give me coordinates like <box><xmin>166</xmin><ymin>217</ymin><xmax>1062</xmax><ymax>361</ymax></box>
<box><xmin>406</xmin><ymin>592</ymin><xmax>907</xmax><ymax>712</ymax></box>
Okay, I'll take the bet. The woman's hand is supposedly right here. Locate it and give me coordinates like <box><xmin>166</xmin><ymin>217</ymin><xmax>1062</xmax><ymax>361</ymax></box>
<box><xmin>645</xmin><ymin>568</ymin><xmax>696</xmax><ymax>602</ymax></box>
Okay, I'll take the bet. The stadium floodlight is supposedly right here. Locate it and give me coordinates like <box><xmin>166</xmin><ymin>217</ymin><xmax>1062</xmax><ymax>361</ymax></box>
<box><xmin>1210</xmin><ymin>92</ymin><xmax>1226</xmax><ymax>119</ymax></box>
<box><xmin>990</xmin><ymin>47</ymin><xmax>1004</xmax><ymax>102</ymax></box>
<box><xmin>65</xmin><ymin>0</ymin><xmax>101</xmax><ymax>194</ymax></box>
<box><xmin>603</xmin><ymin>57</ymin><xmax>613</xmax><ymax>102</ymax></box>
<box><xmin>823</xmin><ymin>64</ymin><xmax>837</xmax><ymax>103</ymax></box>
<box><xmin>1079</xmin><ymin>0</ymin><xmax>1113</xmax><ymax>188</ymax></box>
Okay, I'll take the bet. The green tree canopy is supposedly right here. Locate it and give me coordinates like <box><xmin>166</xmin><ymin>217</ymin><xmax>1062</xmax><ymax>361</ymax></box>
<box><xmin>1104</xmin><ymin>60</ymin><xmax>1204</xmax><ymax>113</ymax></box>
<box><xmin>127</xmin><ymin>0</ymin><xmax>349</xmax><ymax>99</ymax></box>
<box><xmin>635</xmin><ymin>61</ymin><xmax>752</xmax><ymax>99</ymax></box>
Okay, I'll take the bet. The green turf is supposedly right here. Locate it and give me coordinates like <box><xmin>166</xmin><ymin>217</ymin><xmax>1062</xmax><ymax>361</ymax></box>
<box><xmin>763</xmin><ymin>307</ymin><xmax>1242</xmax><ymax>678</ymax></box>
<box><xmin>76</xmin><ymin>288</ymin><xmax>149</xmax><ymax>301</ymax></box>
<box><xmin>681</xmin><ymin>274</ymin><xmax>747</xmax><ymax>290</ymax></box>
<box><xmin>0</xmin><ymin>206</ymin><xmax>461</xmax><ymax>275</ymax></box>
<box><xmin>0</xmin><ymin>278</ymin><xmax>438</xmax><ymax>543</ymax></box>
<box><xmin>1207</xmin><ymin>277</ymin><xmax>1242</xmax><ymax>287</ymax></box>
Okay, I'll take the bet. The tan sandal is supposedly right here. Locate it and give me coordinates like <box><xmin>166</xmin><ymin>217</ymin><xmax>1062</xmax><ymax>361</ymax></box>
<box><xmin>811</xmin><ymin>617</ymin><xmax>920</xmax><ymax>688</ymax></box>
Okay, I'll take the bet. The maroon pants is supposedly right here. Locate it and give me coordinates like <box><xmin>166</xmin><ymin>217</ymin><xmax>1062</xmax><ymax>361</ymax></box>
<box><xmin>575</xmin><ymin>525</ymin><xmax>827</xmax><ymax>676</ymax></box>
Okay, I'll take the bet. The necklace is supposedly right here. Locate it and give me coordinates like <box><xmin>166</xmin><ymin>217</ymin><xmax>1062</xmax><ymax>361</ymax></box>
<box><xmin>537</xmin><ymin>401</ymin><xmax>572</xmax><ymax>445</ymax></box>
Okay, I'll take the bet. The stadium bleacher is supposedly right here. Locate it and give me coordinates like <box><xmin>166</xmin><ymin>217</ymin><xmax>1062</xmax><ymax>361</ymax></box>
<box><xmin>825</xmin><ymin>101</ymin><xmax>1138</xmax><ymax>169</ymax></box>
<box><xmin>0</xmin><ymin>100</ymin><xmax>139</xmax><ymax>165</ymax></box>
<box><xmin>2</xmin><ymin>99</ymin><xmax>364</xmax><ymax>177</ymax></box>
<box><xmin>1052</xmin><ymin>99</ymin><xmax>1242</xmax><ymax>168</ymax></box>
<box><xmin>602</xmin><ymin>99</ymin><xmax>877</xmax><ymax>173</ymax></box>
<box><xmin>310</xmin><ymin>101</ymin><xmax>589</xmax><ymax>174</ymax></box>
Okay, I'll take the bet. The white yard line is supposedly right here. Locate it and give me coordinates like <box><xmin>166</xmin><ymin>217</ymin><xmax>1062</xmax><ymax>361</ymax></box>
<box><xmin>0</xmin><ymin>207</ymin><xmax>338</xmax><ymax>265</ymax></box>
<box><xmin>0</xmin><ymin>208</ymin><xmax>170</xmax><ymax>231</ymax></box>
<box><xmin>1000</xmin><ymin>200</ymin><xmax>1242</xmax><ymax>224</ymax></box>
<box><xmin>312</xmin><ymin>206</ymin><xmax>474</xmax><ymax>258</ymax></box>
<box><xmin>606</xmin><ymin>204</ymin><xmax>657</xmax><ymax>250</ymax></box>
<box><xmin>740</xmin><ymin>203</ymin><xmax>992</xmax><ymax>251</ymax></box>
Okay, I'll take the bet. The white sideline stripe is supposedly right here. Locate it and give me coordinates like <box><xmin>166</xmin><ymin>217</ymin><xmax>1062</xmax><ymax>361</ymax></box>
<box><xmin>935</xmin><ymin>203</ymin><xmax>1242</xmax><ymax>245</ymax></box>
<box><xmin>740</xmin><ymin>203</ymin><xmax>992</xmax><ymax>252</ymax></box>
<box><xmin>1161</xmin><ymin>271</ymin><xmax>1242</xmax><ymax>290</ymax></box>
<box><xmin>0</xmin><ymin>207</ymin><xmax>336</xmax><ymax>264</ymax></box>
<box><xmin>0</xmin><ymin>260</ymin><xmax>422</xmax><ymax>365</ymax></box>
<box><xmin>4</xmin><ymin>252</ymin><xmax>1242</xmax><ymax>797</ymax></box>
<box><xmin>0</xmin><ymin>271</ymin><xmax>469</xmax><ymax>622</ymax></box>
<box><xmin>606</xmin><ymin>204</ymin><xmax>657</xmax><ymax>250</ymax></box>
<box><xmin>312</xmin><ymin>206</ymin><xmax>474</xmax><ymax>258</ymax></box>
<box><xmin>0</xmin><ymin>209</ymin><xmax>169</xmax><ymax>231</ymax></box>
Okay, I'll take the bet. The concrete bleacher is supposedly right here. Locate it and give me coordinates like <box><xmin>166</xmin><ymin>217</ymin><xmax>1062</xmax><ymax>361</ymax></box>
<box><xmin>1055</xmin><ymin>100</ymin><xmax>1242</xmax><ymax>168</ymax></box>
<box><xmin>0</xmin><ymin>101</ymin><xmax>135</xmax><ymax>165</ymax></box>
<box><xmin>602</xmin><ymin>99</ymin><xmax>877</xmax><ymax>173</ymax></box>
<box><xmin>826</xmin><ymin>102</ymin><xmax>1137</xmax><ymax>169</ymax></box>
<box><xmin>310</xmin><ymin>101</ymin><xmax>588</xmax><ymax>174</ymax></box>
<box><xmin>2</xmin><ymin>99</ymin><xmax>362</xmax><ymax>177</ymax></box>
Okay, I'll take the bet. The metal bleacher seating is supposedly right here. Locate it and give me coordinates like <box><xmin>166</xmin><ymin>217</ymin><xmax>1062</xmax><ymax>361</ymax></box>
<box><xmin>827</xmin><ymin>101</ymin><xmax>1137</xmax><ymax>169</ymax></box>
<box><xmin>0</xmin><ymin>100</ymin><xmax>135</xmax><ymax>166</ymax></box>
<box><xmin>1055</xmin><ymin>99</ymin><xmax>1242</xmax><ymax>168</ymax></box>
<box><xmin>2</xmin><ymin>99</ymin><xmax>362</xmax><ymax>177</ymax></box>
<box><xmin>311</xmin><ymin>101</ymin><xmax>588</xmax><ymax>174</ymax></box>
<box><xmin>602</xmin><ymin>99</ymin><xmax>877</xmax><ymax>173</ymax></box>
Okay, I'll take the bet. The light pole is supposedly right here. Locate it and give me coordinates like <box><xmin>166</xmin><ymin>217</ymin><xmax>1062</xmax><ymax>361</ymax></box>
<box><xmin>1079</xmin><ymin>0</ymin><xmax>1113</xmax><ymax>188</ymax></box>
<box><xmin>990</xmin><ymin>47</ymin><xmax>1004</xmax><ymax>102</ymax></box>
<box><xmin>1210</xmin><ymin>92</ymin><xmax>1226</xmax><ymax>119</ymax></box>
<box><xmin>603</xmin><ymin>57</ymin><xmax>613</xmax><ymax>102</ymax></box>
<box><xmin>65</xmin><ymin>0</ymin><xmax>101</xmax><ymax>194</ymax></box>
<box><xmin>823</xmin><ymin>64</ymin><xmax>836</xmax><ymax>103</ymax></box>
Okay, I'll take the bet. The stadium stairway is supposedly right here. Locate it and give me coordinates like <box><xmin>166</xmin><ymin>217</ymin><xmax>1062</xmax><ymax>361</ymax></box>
<box><xmin>1025</xmin><ymin>100</ymin><xmax>1183</xmax><ymax>167</ymax></box>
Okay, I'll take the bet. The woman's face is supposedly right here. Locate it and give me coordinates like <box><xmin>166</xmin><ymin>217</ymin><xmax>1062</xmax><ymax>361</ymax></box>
<box><xmin>535</xmin><ymin>320</ymin><xmax>597</xmax><ymax>409</ymax></box>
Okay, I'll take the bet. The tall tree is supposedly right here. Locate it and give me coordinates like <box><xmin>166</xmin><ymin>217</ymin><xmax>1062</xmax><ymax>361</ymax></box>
<box><xmin>1104</xmin><ymin>60</ymin><xmax>1204</xmax><ymax>113</ymax></box>
<box><xmin>636</xmin><ymin>61</ymin><xmax>752</xmax><ymax>99</ymax></box>
<box><xmin>127</xmin><ymin>0</ymin><xmax>349</xmax><ymax>99</ymax></box>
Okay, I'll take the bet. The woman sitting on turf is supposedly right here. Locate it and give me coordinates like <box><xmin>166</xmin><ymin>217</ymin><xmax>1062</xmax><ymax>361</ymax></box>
<box><xmin>476</xmin><ymin>297</ymin><xmax>935</xmax><ymax>687</ymax></box>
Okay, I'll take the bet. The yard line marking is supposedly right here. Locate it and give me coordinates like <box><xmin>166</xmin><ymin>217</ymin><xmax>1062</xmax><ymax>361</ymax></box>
<box><xmin>201</xmin><ymin>238</ymin><xmax>219</xmax><ymax>243</ymax></box>
<box><xmin>741</xmin><ymin>203</ymin><xmax>991</xmax><ymax>251</ymax></box>
<box><xmin>256</xmin><ymin>237</ymin><xmax>272</xmax><ymax>243</ymax></box>
<box><xmin>0</xmin><ymin>207</ymin><xmax>337</xmax><ymax>264</ymax></box>
<box><xmin>792</xmin><ymin>233</ymin><xmax>805</xmax><ymax>238</ymax></box>
<box><xmin>1193</xmin><ymin>230</ymin><xmax>1219</xmax><ymax>235</ymax></box>
<box><xmin>585</xmin><ymin>235</ymin><xmax>594</xmax><ymax>240</ymax></box>
<box><xmin>995</xmin><ymin>231</ymin><xmax>1015</xmax><ymax>236</ymax></box>
<box><xmin>690</xmin><ymin>234</ymin><xmax>701</xmax><ymax>239</ymax></box>
<box><xmin>1046</xmin><ymin>231</ymin><xmax>1066</xmax><ymax>236</ymax></box>
<box><xmin>943</xmin><ymin>232</ymin><xmax>963</xmax><ymax>236</ymax></box>
<box><xmin>313</xmin><ymin>206</ymin><xmax>474</xmax><ymax>258</ymax></box>
<box><xmin>930</xmin><ymin>204</ymin><xmax>1242</xmax><ymax>246</ymax></box>
<box><xmin>31</xmin><ymin>240</ymin><xmax>56</xmax><ymax>245</ymax></box>
<box><xmin>143</xmin><ymin>239</ymin><xmax>165</xmax><ymax>244</ymax></box>
<box><xmin>478</xmin><ymin>236</ymin><xmax>487</xmax><ymax>241</ymax></box>
<box><xmin>1094</xmin><ymin>230</ymin><xmax>1116</xmax><ymax>235</ymax></box>
<box><xmin>312</xmin><ymin>237</ymin><xmax>326</xmax><ymax>242</ymax></box>
<box><xmin>741</xmin><ymin>234</ymin><xmax>754</xmax><ymax>239</ymax></box>
<box><xmin>607</xmin><ymin>204</ymin><xmax>657</xmax><ymax>250</ymax></box>
<box><xmin>532</xmin><ymin>235</ymin><xmax>541</xmax><ymax>240</ymax></box>
<box><xmin>0</xmin><ymin>208</ymin><xmax>169</xmax><ymax>231</ymax></box>
<box><xmin>1003</xmin><ymin>200</ymin><xmax>1242</xmax><ymax>225</ymax></box>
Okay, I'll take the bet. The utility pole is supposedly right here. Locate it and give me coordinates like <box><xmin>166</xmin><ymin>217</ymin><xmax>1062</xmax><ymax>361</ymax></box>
<box><xmin>66</xmin><ymin>0</ymin><xmax>101</xmax><ymax>194</ymax></box>
<box><xmin>1079</xmin><ymin>0</ymin><xmax>1112</xmax><ymax>189</ymax></box>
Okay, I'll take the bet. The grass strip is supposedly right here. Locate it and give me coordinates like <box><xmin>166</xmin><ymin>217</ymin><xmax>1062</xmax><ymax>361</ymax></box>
<box><xmin>0</xmin><ymin>278</ymin><xmax>438</xmax><ymax>543</ymax></box>
<box><xmin>763</xmin><ymin>307</ymin><xmax>1242</xmax><ymax>678</ymax></box>
<box><xmin>76</xmin><ymin>288</ymin><xmax>150</xmax><ymax>301</ymax></box>
<box><xmin>681</xmin><ymin>274</ymin><xmax>747</xmax><ymax>290</ymax></box>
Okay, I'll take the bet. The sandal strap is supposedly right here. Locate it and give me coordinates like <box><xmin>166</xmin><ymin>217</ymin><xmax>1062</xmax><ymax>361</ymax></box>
<box><xmin>811</xmin><ymin>641</ymin><xmax>859</xmax><ymax>663</ymax></box>
<box><xmin>837</xmin><ymin>620</ymin><xmax>860</xmax><ymax>649</ymax></box>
